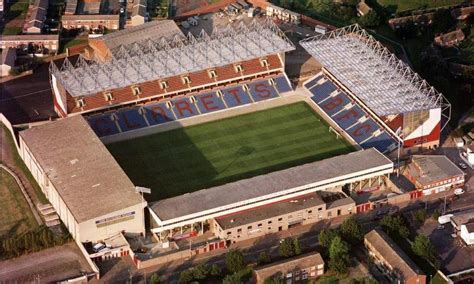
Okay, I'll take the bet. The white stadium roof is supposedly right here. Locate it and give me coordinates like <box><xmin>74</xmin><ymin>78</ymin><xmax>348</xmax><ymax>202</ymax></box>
<box><xmin>300</xmin><ymin>24</ymin><xmax>450</xmax><ymax>118</ymax></box>
<box><xmin>50</xmin><ymin>18</ymin><xmax>295</xmax><ymax>98</ymax></box>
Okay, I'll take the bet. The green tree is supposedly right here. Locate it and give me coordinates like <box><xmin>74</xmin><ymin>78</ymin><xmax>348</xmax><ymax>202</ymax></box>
<box><xmin>278</xmin><ymin>238</ymin><xmax>295</xmax><ymax>258</ymax></box>
<box><xmin>192</xmin><ymin>264</ymin><xmax>209</xmax><ymax>280</ymax></box>
<box><xmin>358</xmin><ymin>10</ymin><xmax>380</xmax><ymax>28</ymax></box>
<box><xmin>341</xmin><ymin>216</ymin><xmax>363</xmax><ymax>244</ymax></box>
<box><xmin>178</xmin><ymin>270</ymin><xmax>193</xmax><ymax>284</ymax></box>
<box><xmin>210</xmin><ymin>264</ymin><xmax>221</xmax><ymax>276</ymax></box>
<box><xmin>264</xmin><ymin>276</ymin><xmax>285</xmax><ymax>284</ymax></box>
<box><xmin>432</xmin><ymin>209</ymin><xmax>441</xmax><ymax>221</ymax></box>
<box><xmin>226</xmin><ymin>249</ymin><xmax>246</xmax><ymax>273</ymax></box>
<box><xmin>149</xmin><ymin>273</ymin><xmax>160</xmax><ymax>284</ymax></box>
<box><xmin>412</xmin><ymin>235</ymin><xmax>438</xmax><ymax>266</ymax></box>
<box><xmin>223</xmin><ymin>273</ymin><xmax>241</xmax><ymax>284</ymax></box>
<box><xmin>319</xmin><ymin>228</ymin><xmax>339</xmax><ymax>248</ymax></box>
<box><xmin>414</xmin><ymin>209</ymin><xmax>428</xmax><ymax>224</ymax></box>
<box><xmin>380</xmin><ymin>215</ymin><xmax>409</xmax><ymax>239</ymax></box>
<box><xmin>257</xmin><ymin>251</ymin><xmax>272</xmax><ymax>265</ymax></box>
<box><xmin>293</xmin><ymin>238</ymin><xmax>302</xmax><ymax>255</ymax></box>
<box><xmin>329</xmin><ymin>236</ymin><xmax>351</xmax><ymax>274</ymax></box>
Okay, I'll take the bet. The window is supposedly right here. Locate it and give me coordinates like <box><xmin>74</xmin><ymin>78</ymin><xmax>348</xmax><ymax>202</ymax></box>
<box><xmin>318</xmin><ymin>207</ymin><xmax>323</xmax><ymax>211</ymax></box>
<box><xmin>247</xmin><ymin>225</ymin><xmax>252</xmax><ymax>230</ymax></box>
<box><xmin>132</xmin><ymin>86</ymin><xmax>141</xmax><ymax>96</ymax></box>
<box><xmin>76</xmin><ymin>98</ymin><xmax>85</xmax><ymax>108</ymax></box>
<box><xmin>278</xmin><ymin>218</ymin><xmax>283</xmax><ymax>222</ymax></box>
<box><xmin>182</xmin><ymin>75</ymin><xmax>191</xmax><ymax>85</ymax></box>
<box><xmin>159</xmin><ymin>80</ymin><xmax>168</xmax><ymax>89</ymax></box>
<box><xmin>268</xmin><ymin>220</ymin><xmax>272</xmax><ymax>224</ymax></box>
<box><xmin>208</xmin><ymin>69</ymin><xmax>217</xmax><ymax>79</ymax></box>
<box><xmin>234</xmin><ymin>64</ymin><xmax>243</xmax><ymax>73</ymax></box>
<box><xmin>308</xmin><ymin>210</ymin><xmax>312</xmax><ymax>214</ymax></box>
<box><xmin>104</xmin><ymin>92</ymin><xmax>113</xmax><ymax>101</ymax></box>
<box><xmin>260</xmin><ymin>58</ymin><xmax>269</xmax><ymax>67</ymax></box>
<box><xmin>257</xmin><ymin>223</ymin><xmax>262</xmax><ymax>227</ymax></box>
<box><xmin>237</xmin><ymin>228</ymin><xmax>242</xmax><ymax>233</ymax></box>
<box><xmin>227</xmin><ymin>231</ymin><xmax>232</xmax><ymax>235</ymax></box>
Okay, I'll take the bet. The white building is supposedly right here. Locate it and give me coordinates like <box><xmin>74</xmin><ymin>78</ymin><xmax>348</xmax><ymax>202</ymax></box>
<box><xmin>19</xmin><ymin>115</ymin><xmax>146</xmax><ymax>243</ymax></box>
<box><xmin>460</xmin><ymin>223</ymin><xmax>474</xmax><ymax>245</ymax></box>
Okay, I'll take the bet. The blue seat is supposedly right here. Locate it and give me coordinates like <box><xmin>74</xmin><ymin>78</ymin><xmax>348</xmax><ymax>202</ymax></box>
<box><xmin>222</xmin><ymin>86</ymin><xmax>252</xmax><ymax>107</ymax></box>
<box><xmin>362</xmin><ymin>132</ymin><xmax>397</xmax><ymax>153</ymax></box>
<box><xmin>347</xmin><ymin>118</ymin><xmax>379</xmax><ymax>143</ymax></box>
<box><xmin>88</xmin><ymin>114</ymin><xmax>120</xmax><ymax>137</ymax></box>
<box><xmin>318</xmin><ymin>93</ymin><xmax>351</xmax><ymax>117</ymax></box>
<box><xmin>304</xmin><ymin>75</ymin><xmax>323</xmax><ymax>90</ymax></box>
<box><xmin>143</xmin><ymin>102</ymin><xmax>176</xmax><ymax>125</ymax></box>
<box><xmin>333</xmin><ymin>105</ymin><xmax>365</xmax><ymax>130</ymax></box>
<box><xmin>315</xmin><ymin>81</ymin><xmax>337</xmax><ymax>95</ymax></box>
<box><xmin>172</xmin><ymin>97</ymin><xmax>200</xmax><ymax>119</ymax></box>
<box><xmin>116</xmin><ymin>109</ymin><xmax>148</xmax><ymax>132</ymax></box>
<box><xmin>249</xmin><ymin>79</ymin><xmax>279</xmax><ymax>102</ymax></box>
<box><xmin>195</xmin><ymin>92</ymin><xmax>226</xmax><ymax>114</ymax></box>
<box><xmin>274</xmin><ymin>75</ymin><xmax>293</xmax><ymax>93</ymax></box>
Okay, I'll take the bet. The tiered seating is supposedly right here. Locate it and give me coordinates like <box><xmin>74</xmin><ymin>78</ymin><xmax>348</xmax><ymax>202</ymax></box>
<box><xmin>274</xmin><ymin>76</ymin><xmax>293</xmax><ymax>93</ymax></box>
<box><xmin>87</xmin><ymin>74</ymin><xmax>292</xmax><ymax>137</ymax></box>
<box><xmin>222</xmin><ymin>85</ymin><xmax>252</xmax><ymax>107</ymax></box>
<box><xmin>88</xmin><ymin>114</ymin><xmax>120</xmax><ymax>136</ymax></box>
<box><xmin>248</xmin><ymin>80</ymin><xmax>279</xmax><ymax>102</ymax></box>
<box><xmin>304</xmin><ymin>74</ymin><xmax>398</xmax><ymax>153</ymax></box>
<box><xmin>116</xmin><ymin>109</ymin><xmax>148</xmax><ymax>132</ymax></box>
<box><xmin>195</xmin><ymin>92</ymin><xmax>227</xmax><ymax>114</ymax></box>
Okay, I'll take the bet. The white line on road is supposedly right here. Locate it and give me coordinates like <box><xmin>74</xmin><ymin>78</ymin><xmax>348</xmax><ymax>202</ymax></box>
<box><xmin>0</xmin><ymin>88</ymin><xmax>51</xmax><ymax>102</ymax></box>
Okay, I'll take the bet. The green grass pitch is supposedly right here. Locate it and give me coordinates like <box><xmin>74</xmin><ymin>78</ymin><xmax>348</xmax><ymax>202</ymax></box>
<box><xmin>107</xmin><ymin>102</ymin><xmax>355</xmax><ymax>201</ymax></box>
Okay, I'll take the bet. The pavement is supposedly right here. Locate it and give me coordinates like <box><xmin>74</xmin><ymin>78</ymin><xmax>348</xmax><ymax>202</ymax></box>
<box><xmin>0</xmin><ymin>62</ymin><xmax>57</xmax><ymax>125</ymax></box>
<box><xmin>0</xmin><ymin>242</ymin><xmax>94</xmax><ymax>282</ymax></box>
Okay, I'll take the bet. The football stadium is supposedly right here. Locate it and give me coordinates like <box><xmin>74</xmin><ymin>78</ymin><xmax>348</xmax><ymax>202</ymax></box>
<box><xmin>14</xmin><ymin>18</ymin><xmax>449</xmax><ymax>266</ymax></box>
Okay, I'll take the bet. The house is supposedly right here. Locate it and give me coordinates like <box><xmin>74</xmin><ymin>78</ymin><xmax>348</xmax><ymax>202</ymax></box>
<box><xmin>129</xmin><ymin>0</ymin><xmax>146</xmax><ymax>27</ymax></box>
<box><xmin>1</xmin><ymin>47</ymin><xmax>17</xmax><ymax>77</ymax></box>
<box><xmin>357</xmin><ymin>0</ymin><xmax>372</xmax><ymax>16</ymax></box>
<box><xmin>434</xmin><ymin>29</ymin><xmax>465</xmax><ymax>47</ymax></box>
<box><xmin>253</xmin><ymin>252</ymin><xmax>325</xmax><ymax>283</ymax></box>
<box><xmin>23</xmin><ymin>0</ymin><xmax>48</xmax><ymax>34</ymax></box>
<box><xmin>451</xmin><ymin>208</ymin><xmax>474</xmax><ymax>245</ymax></box>
<box><xmin>61</xmin><ymin>14</ymin><xmax>120</xmax><ymax>30</ymax></box>
<box><xmin>365</xmin><ymin>229</ymin><xmax>426</xmax><ymax>284</ymax></box>
<box><xmin>0</xmin><ymin>34</ymin><xmax>59</xmax><ymax>54</ymax></box>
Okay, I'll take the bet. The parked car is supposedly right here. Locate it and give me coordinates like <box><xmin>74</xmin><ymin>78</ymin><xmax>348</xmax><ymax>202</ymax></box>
<box><xmin>454</xmin><ymin>188</ymin><xmax>465</xmax><ymax>195</ymax></box>
<box><xmin>458</xmin><ymin>162</ymin><xmax>468</xmax><ymax>170</ymax></box>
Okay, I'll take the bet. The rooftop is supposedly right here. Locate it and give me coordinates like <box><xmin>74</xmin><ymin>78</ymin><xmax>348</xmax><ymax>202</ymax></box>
<box><xmin>410</xmin><ymin>155</ymin><xmax>464</xmax><ymax>185</ymax></box>
<box><xmin>61</xmin><ymin>14</ymin><xmax>120</xmax><ymax>20</ymax></box>
<box><xmin>150</xmin><ymin>148</ymin><xmax>392</xmax><ymax>222</ymax></box>
<box><xmin>0</xmin><ymin>34</ymin><xmax>59</xmax><ymax>41</ymax></box>
<box><xmin>300</xmin><ymin>24</ymin><xmax>450</xmax><ymax>117</ymax></box>
<box><xmin>19</xmin><ymin>116</ymin><xmax>144</xmax><ymax>223</ymax></box>
<box><xmin>254</xmin><ymin>252</ymin><xmax>324</xmax><ymax>279</ymax></box>
<box><xmin>215</xmin><ymin>193</ymin><xmax>325</xmax><ymax>230</ymax></box>
<box><xmin>50</xmin><ymin>18</ymin><xmax>295</xmax><ymax>97</ymax></box>
<box><xmin>365</xmin><ymin>229</ymin><xmax>424</xmax><ymax>279</ymax></box>
<box><xmin>451</xmin><ymin>208</ymin><xmax>474</xmax><ymax>228</ymax></box>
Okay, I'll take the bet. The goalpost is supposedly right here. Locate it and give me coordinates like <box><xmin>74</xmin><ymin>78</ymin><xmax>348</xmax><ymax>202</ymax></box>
<box><xmin>328</xmin><ymin>126</ymin><xmax>341</xmax><ymax>139</ymax></box>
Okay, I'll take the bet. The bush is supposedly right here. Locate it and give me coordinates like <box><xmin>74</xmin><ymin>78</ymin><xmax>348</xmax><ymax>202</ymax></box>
<box><xmin>257</xmin><ymin>251</ymin><xmax>272</xmax><ymax>265</ymax></box>
<box><xmin>149</xmin><ymin>273</ymin><xmax>160</xmax><ymax>284</ymax></box>
<box><xmin>414</xmin><ymin>209</ymin><xmax>428</xmax><ymax>223</ymax></box>
<box><xmin>432</xmin><ymin>209</ymin><xmax>441</xmax><ymax>221</ymax></box>
<box><xmin>222</xmin><ymin>267</ymin><xmax>253</xmax><ymax>284</ymax></box>
<box><xmin>226</xmin><ymin>249</ymin><xmax>246</xmax><ymax>273</ymax></box>
<box><xmin>178</xmin><ymin>270</ymin><xmax>193</xmax><ymax>284</ymax></box>
<box><xmin>210</xmin><ymin>264</ymin><xmax>221</xmax><ymax>276</ymax></box>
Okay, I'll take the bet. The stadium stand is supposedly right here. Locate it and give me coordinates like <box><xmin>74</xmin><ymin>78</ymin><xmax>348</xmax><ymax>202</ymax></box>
<box><xmin>87</xmin><ymin>75</ymin><xmax>292</xmax><ymax>137</ymax></box>
<box><xmin>303</xmin><ymin>74</ymin><xmax>397</xmax><ymax>153</ymax></box>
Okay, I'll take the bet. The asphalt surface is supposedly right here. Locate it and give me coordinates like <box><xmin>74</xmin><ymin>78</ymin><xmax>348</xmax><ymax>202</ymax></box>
<box><xmin>0</xmin><ymin>62</ymin><xmax>57</xmax><ymax>125</ymax></box>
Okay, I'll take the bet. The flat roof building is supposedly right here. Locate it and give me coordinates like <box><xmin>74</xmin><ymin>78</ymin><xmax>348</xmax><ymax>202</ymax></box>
<box><xmin>19</xmin><ymin>115</ymin><xmax>146</xmax><ymax>242</ymax></box>
<box><xmin>253</xmin><ymin>252</ymin><xmax>325</xmax><ymax>283</ymax></box>
<box><xmin>365</xmin><ymin>229</ymin><xmax>426</xmax><ymax>284</ymax></box>
<box><xmin>150</xmin><ymin>148</ymin><xmax>392</xmax><ymax>232</ymax></box>
<box><xmin>405</xmin><ymin>155</ymin><xmax>465</xmax><ymax>194</ymax></box>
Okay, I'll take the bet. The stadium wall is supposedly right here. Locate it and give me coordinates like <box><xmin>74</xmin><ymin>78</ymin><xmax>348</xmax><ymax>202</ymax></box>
<box><xmin>403</xmin><ymin>108</ymin><xmax>441</xmax><ymax>148</ymax></box>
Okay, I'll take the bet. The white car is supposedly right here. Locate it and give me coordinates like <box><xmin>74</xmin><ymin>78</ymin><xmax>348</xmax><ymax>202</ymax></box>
<box><xmin>454</xmin><ymin>188</ymin><xmax>465</xmax><ymax>195</ymax></box>
<box><xmin>458</xmin><ymin>162</ymin><xmax>468</xmax><ymax>170</ymax></box>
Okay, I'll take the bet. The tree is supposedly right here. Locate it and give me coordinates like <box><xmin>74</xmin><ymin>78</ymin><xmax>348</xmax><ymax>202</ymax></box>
<box><xmin>350</xmin><ymin>277</ymin><xmax>379</xmax><ymax>284</ymax></box>
<box><xmin>319</xmin><ymin>228</ymin><xmax>339</xmax><ymax>248</ymax></box>
<box><xmin>432</xmin><ymin>9</ymin><xmax>455</xmax><ymax>34</ymax></box>
<box><xmin>222</xmin><ymin>273</ymin><xmax>241</xmax><ymax>284</ymax></box>
<box><xmin>264</xmin><ymin>276</ymin><xmax>285</xmax><ymax>284</ymax></box>
<box><xmin>149</xmin><ymin>273</ymin><xmax>160</xmax><ymax>284</ymax></box>
<box><xmin>278</xmin><ymin>238</ymin><xmax>295</xmax><ymax>258</ymax></box>
<box><xmin>257</xmin><ymin>251</ymin><xmax>272</xmax><ymax>265</ymax></box>
<box><xmin>358</xmin><ymin>10</ymin><xmax>380</xmax><ymax>28</ymax></box>
<box><xmin>329</xmin><ymin>236</ymin><xmax>351</xmax><ymax>274</ymax></box>
<box><xmin>414</xmin><ymin>209</ymin><xmax>428</xmax><ymax>224</ymax></box>
<box><xmin>178</xmin><ymin>270</ymin><xmax>193</xmax><ymax>284</ymax></box>
<box><xmin>432</xmin><ymin>209</ymin><xmax>441</xmax><ymax>221</ymax></box>
<box><xmin>341</xmin><ymin>216</ymin><xmax>363</xmax><ymax>244</ymax></box>
<box><xmin>380</xmin><ymin>215</ymin><xmax>409</xmax><ymax>239</ymax></box>
<box><xmin>210</xmin><ymin>264</ymin><xmax>221</xmax><ymax>276</ymax></box>
<box><xmin>412</xmin><ymin>235</ymin><xmax>438</xmax><ymax>266</ymax></box>
<box><xmin>192</xmin><ymin>264</ymin><xmax>209</xmax><ymax>280</ymax></box>
<box><xmin>293</xmin><ymin>238</ymin><xmax>302</xmax><ymax>255</ymax></box>
<box><xmin>226</xmin><ymin>249</ymin><xmax>245</xmax><ymax>273</ymax></box>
